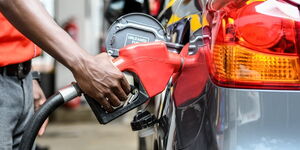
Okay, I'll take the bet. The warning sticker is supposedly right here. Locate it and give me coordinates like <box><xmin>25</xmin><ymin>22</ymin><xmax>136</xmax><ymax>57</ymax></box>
<box><xmin>125</xmin><ymin>33</ymin><xmax>150</xmax><ymax>46</ymax></box>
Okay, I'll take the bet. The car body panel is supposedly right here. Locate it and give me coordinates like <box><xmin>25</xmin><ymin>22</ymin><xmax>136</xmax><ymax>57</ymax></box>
<box><xmin>138</xmin><ymin>1</ymin><xmax>300</xmax><ymax>150</ymax></box>
<box><xmin>153</xmin><ymin>79</ymin><xmax>300</xmax><ymax>150</ymax></box>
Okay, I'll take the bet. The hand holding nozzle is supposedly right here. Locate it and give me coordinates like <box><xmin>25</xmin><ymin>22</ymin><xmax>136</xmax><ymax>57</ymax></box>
<box><xmin>73</xmin><ymin>41</ymin><xmax>183</xmax><ymax>115</ymax></box>
<box><xmin>85</xmin><ymin>41</ymin><xmax>183</xmax><ymax>124</ymax></box>
<box><xmin>71</xmin><ymin>53</ymin><xmax>131</xmax><ymax>112</ymax></box>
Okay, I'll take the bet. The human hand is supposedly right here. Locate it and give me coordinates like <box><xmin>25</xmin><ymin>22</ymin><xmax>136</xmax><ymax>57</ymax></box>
<box><xmin>32</xmin><ymin>80</ymin><xmax>49</xmax><ymax>136</ymax></box>
<box><xmin>72</xmin><ymin>53</ymin><xmax>131</xmax><ymax>112</ymax></box>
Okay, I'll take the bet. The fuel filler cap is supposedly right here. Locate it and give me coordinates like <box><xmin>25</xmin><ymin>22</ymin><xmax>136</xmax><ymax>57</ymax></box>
<box><xmin>106</xmin><ymin>13</ymin><xmax>167</xmax><ymax>57</ymax></box>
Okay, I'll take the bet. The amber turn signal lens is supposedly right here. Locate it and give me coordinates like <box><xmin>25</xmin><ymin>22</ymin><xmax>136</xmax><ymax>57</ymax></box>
<box><xmin>212</xmin><ymin>44</ymin><xmax>300</xmax><ymax>84</ymax></box>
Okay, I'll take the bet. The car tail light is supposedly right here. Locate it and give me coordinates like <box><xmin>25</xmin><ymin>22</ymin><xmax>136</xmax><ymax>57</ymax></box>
<box><xmin>207</xmin><ymin>0</ymin><xmax>300</xmax><ymax>89</ymax></box>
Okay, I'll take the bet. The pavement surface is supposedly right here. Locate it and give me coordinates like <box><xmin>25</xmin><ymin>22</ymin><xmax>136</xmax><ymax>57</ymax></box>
<box><xmin>36</xmin><ymin>122</ymin><xmax>138</xmax><ymax>150</ymax></box>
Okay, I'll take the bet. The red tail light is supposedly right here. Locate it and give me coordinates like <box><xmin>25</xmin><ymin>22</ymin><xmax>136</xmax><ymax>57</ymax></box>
<box><xmin>207</xmin><ymin>0</ymin><xmax>300</xmax><ymax>89</ymax></box>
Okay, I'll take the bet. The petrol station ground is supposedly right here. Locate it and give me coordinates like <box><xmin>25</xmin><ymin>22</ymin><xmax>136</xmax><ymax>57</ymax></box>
<box><xmin>36</xmin><ymin>106</ymin><xmax>138</xmax><ymax>150</ymax></box>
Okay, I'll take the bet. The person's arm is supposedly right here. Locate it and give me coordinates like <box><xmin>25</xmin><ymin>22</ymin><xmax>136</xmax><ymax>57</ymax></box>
<box><xmin>0</xmin><ymin>0</ymin><xmax>130</xmax><ymax>112</ymax></box>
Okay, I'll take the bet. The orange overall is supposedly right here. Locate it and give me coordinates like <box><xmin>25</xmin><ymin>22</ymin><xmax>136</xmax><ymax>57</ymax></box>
<box><xmin>0</xmin><ymin>13</ymin><xmax>41</xmax><ymax>67</ymax></box>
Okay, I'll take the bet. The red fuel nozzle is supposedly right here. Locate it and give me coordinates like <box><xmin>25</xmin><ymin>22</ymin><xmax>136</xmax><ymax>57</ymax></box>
<box><xmin>84</xmin><ymin>41</ymin><xmax>184</xmax><ymax>124</ymax></box>
<box><xmin>113</xmin><ymin>41</ymin><xmax>182</xmax><ymax>97</ymax></box>
<box><xmin>86</xmin><ymin>41</ymin><xmax>183</xmax><ymax>124</ymax></box>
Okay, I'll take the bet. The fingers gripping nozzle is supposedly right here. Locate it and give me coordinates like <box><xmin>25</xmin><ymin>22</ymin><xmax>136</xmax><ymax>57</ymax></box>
<box><xmin>86</xmin><ymin>41</ymin><xmax>182</xmax><ymax>124</ymax></box>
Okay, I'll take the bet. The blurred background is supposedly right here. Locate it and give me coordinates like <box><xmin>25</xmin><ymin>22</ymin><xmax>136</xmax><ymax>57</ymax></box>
<box><xmin>32</xmin><ymin>0</ymin><xmax>162</xmax><ymax>149</ymax></box>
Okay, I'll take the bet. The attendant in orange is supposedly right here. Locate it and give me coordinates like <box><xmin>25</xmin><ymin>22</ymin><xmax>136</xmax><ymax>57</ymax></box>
<box><xmin>0</xmin><ymin>0</ymin><xmax>130</xmax><ymax>149</ymax></box>
<box><xmin>0</xmin><ymin>13</ymin><xmax>41</xmax><ymax>67</ymax></box>
<box><xmin>0</xmin><ymin>13</ymin><xmax>48</xmax><ymax>149</ymax></box>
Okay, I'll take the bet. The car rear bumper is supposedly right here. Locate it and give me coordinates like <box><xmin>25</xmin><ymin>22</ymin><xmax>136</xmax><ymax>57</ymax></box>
<box><xmin>175</xmin><ymin>80</ymin><xmax>300</xmax><ymax>150</ymax></box>
<box><xmin>208</xmin><ymin>81</ymin><xmax>300</xmax><ymax>150</ymax></box>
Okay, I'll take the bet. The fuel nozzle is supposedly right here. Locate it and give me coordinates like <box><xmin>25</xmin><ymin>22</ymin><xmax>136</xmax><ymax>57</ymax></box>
<box><xmin>86</xmin><ymin>41</ymin><xmax>183</xmax><ymax>124</ymax></box>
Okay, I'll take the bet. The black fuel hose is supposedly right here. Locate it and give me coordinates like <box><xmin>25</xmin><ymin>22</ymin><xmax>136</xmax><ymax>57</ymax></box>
<box><xmin>19</xmin><ymin>83</ymin><xmax>81</xmax><ymax>150</ymax></box>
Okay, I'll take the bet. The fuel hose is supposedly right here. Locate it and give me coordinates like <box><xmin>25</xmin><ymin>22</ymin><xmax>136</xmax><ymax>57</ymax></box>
<box><xmin>19</xmin><ymin>83</ymin><xmax>82</xmax><ymax>150</ymax></box>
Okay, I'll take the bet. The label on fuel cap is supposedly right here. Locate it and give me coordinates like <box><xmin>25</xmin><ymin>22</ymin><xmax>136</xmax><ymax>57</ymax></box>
<box><xmin>106</xmin><ymin>13</ymin><xmax>167</xmax><ymax>57</ymax></box>
<box><xmin>125</xmin><ymin>33</ymin><xmax>150</xmax><ymax>45</ymax></box>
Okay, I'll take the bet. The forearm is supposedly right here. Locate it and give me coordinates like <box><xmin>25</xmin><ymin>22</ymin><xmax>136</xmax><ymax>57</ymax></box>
<box><xmin>0</xmin><ymin>0</ymin><xmax>88</xmax><ymax>71</ymax></box>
